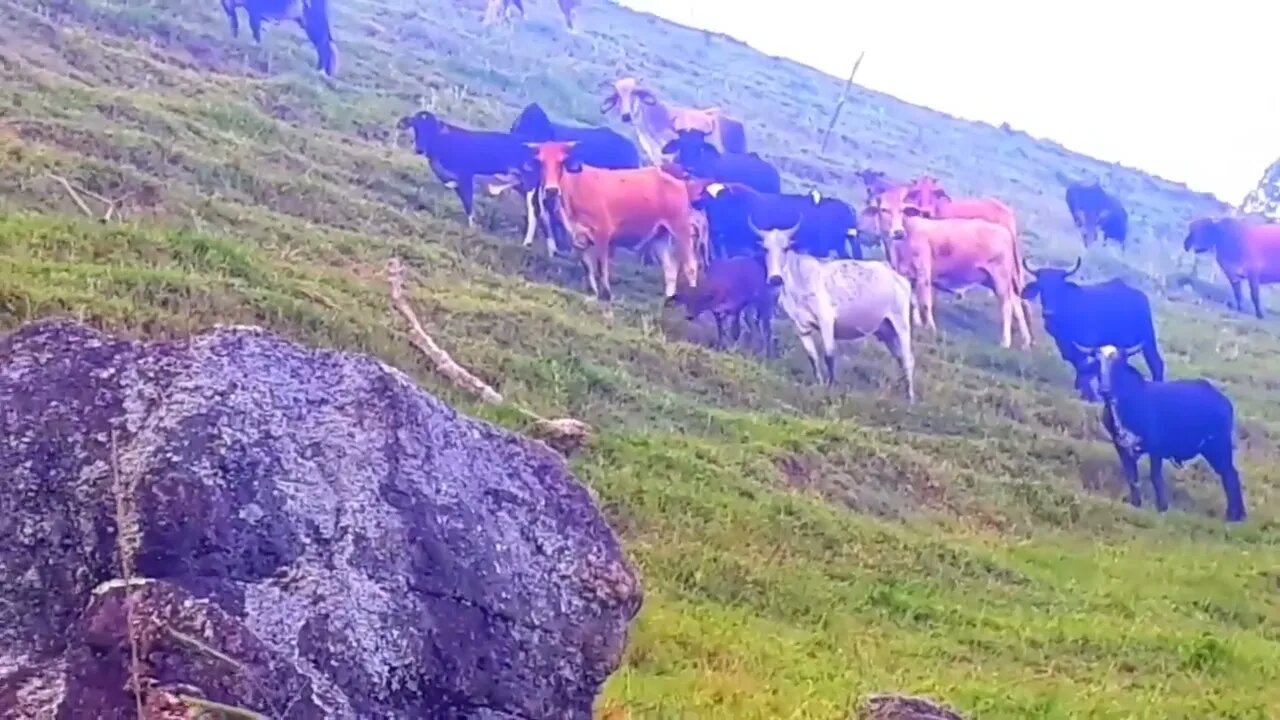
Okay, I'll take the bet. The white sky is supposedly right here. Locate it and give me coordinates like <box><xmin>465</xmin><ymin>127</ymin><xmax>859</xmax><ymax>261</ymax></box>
<box><xmin>618</xmin><ymin>0</ymin><xmax>1280</xmax><ymax>204</ymax></box>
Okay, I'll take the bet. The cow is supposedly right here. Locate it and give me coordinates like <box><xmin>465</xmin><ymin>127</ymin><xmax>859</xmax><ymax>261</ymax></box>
<box><xmin>600</xmin><ymin>77</ymin><xmax>747</xmax><ymax>166</ymax></box>
<box><xmin>864</xmin><ymin>186</ymin><xmax>1032</xmax><ymax>349</ymax></box>
<box><xmin>221</xmin><ymin>0</ymin><xmax>337</xmax><ymax>76</ymax></box>
<box><xmin>508</xmin><ymin>103</ymin><xmax>642</xmax><ymax>255</ymax></box>
<box><xmin>395</xmin><ymin>111</ymin><xmax>532</xmax><ymax>229</ymax></box>
<box><xmin>694</xmin><ymin>183</ymin><xmax>862</xmax><ymax>261</ymax></box>
<box><xmin>660</xmin><ymin>129</ymin><xmax>781</xmax><ymax>194</ymax></box>
<box><xmin>1055</xmin><ymin>172</ymin><xmax>1129</xmax><ymax>248</ymax></box>
<box><xmin>1183</xmin><ymin>217</ymin><xmax>1280</xmax><ymax>319</ymax></box>
<box><xmin>484</xmin><ymin>0</ymin><xmax>581</xmax><ymax>30</ymax></box>
<box><xmin>755</xmin><ymin>220</ymin><xmax>916</xmax><ymax>400</ymax></box>
<box><xmin>855</xmin><ymin>168</ymin><xmax>906</xmax><ymax>204</ymax></box>
<box><xmin>669</xmin><ymin>255</ymin><xmax>777</xmax><ymax>355</ymax></box>
<box><xmin>1081</xmin><ymin>344</ymin><xmax>1245</xmax><ymax>523</ymax></box>
<box><xmin>527</xmin><ymin>140</ymin><xmax>699</xmax><ymax>303</ymax></box>
<box><xmin>1021</xmin><ymin>257</ymin><xmax>1164</xmax><ymax>400</ymax></box>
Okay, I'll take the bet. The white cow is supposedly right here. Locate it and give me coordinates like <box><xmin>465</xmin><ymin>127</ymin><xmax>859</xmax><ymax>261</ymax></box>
<box><xmin>600</xmin><ymin>77</ymin><xmax>747</xmax><ymax>167</ymax></box>
<box><xmin>756</xmin><ymin>222</ymin><xmax>917</xmax><ymax>402</ymax></box>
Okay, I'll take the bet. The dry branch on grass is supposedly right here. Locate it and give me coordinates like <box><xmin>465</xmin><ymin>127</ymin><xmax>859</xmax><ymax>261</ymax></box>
<box><xmin>48</xmin><ymin>172</ymin><xmax>132</xmax><ymax>221</ymax></box>
<box><xmin>385</xmin><ymin>257</ymin><xmax>592</xmax><ymax>455</ymax></box>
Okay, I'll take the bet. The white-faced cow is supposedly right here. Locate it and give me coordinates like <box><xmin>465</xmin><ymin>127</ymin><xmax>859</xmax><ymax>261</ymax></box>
<box><xmin>221</xmin><ymin>0</ymin><xmax>337</xmax><ymax>76</ymax></box>
<box><xmin>755</xmin><ymin>219</ymin><xmax>916</xmax><ymax>400</ymax></box>
<box><xmin>601</xmin><ymin>77</ymin><xmax>747</xmax><ymax>167</ymax></box>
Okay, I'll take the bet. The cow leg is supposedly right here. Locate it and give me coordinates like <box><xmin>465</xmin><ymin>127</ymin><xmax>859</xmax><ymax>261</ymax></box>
<box><xmin>1248</xmin><ymin>276</ymin><xmax>1264</xmax><ymax>318</ymax></box>
<box><xmin>757</xmin><ymin>300</ymin><xmax>776</xmax><ymax>358</ymax></box>
<box><xmin>455</xmin><ymin>180</ymin><xmax>477</xmax><ymax>229</ymax></box>
<box><xmin>877</xmin><ymin>317</ymin><xmax>916</xmax><ymax>403</ymax></box>
<box><xmin>917</xmin><ymin>283</ymin><xmax>938</xmax><ymax>336</ymax></box>
<box><xmin>655</xmin><ymin>238</ymin><xmax>680</xmax><ymax>302</ymax></box>
<box><xmin>796</xmin><ymin>330</ymin><xmax>823</xmax><ymax>383</ymax></box>
<box><xmin>580</xmin><ymin>249</ymin><xmax>601</xmax><ymax>298</ymax></box>
<box><xmin>1148</xmin><ymin>455</ymin><xmax>1170</xmax><ymax>513</ymax></box>
<box><xmin>223</xmin><ymin>1</ymin><xmax>240</xmax><ymax>35</ymax></box>
<box><xmin>997</xmin><ymin>293</ymin><xmax>1014</xmax><ymax>349</ymax></box>
<box><xmin>248</xmin><ymin>10</ymin><xmax>265</xmax><ymax>43</ymax></box>
<box><xmin>596</xmin><ymin>250</ymin><xmax>614</xmax><ymax>302</ymax></box>
<box><xmin>1013</xmin><ymin>295</ymin><xmax>1033</xmax><ymax>349</ymax></box>
<box><xmin>1229</xmin><ymin>278</ymin><xmax>1245</xmax><ymax>313</ymax></box>
<box><xmin>729</xmin><ymin>311</ymin><xmax>743</xmax><ymax>344</ymax></box>
<box><xmin>1203</xmin><ymin>436</ymin><xmax>1246</xmax><ymax>523</ymax></box>
<box><xmin>1116</xmin><ymin>447</ymin><xmax>1142</xmax><ymax>508</ymax></box>
<box><xmin>521</xmin><ymin>189</ymin><xmax>539</xmax><ymax>249</ymax></box>
<box><xmin>1142</xmin><ymin>344</ymin><xmax>1166</xmax><ymax>383</ymax></box>
<box><xmin>819</xmin><ymin>319</ymin><xmax>837</xmax><ymax>385</ymax></box>
<box><xmin>712</xmin><ymin>313</ymin><xmax>727</xmax><ymax>350</ymax></box>
<box><xmin>1073</xmin><ymin>366</ymin><xmax>1100</xmax><ymax>402</ymax></box>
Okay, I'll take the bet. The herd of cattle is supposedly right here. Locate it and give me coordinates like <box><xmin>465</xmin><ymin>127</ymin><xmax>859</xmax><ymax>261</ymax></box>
<box><xmin>217</xmin><ymin>2</ymin><xmax>1262</xmax><ymax>522</ymax></box>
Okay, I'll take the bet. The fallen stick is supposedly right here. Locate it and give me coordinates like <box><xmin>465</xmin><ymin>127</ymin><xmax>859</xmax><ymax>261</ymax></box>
<box><xmin>819</xmin><ymin>50</ymin><xmax>866</xmax><ymax>155</ymax></box>
<box><xmin>385</xmin><ymin>258</ymin><xmax>591</xmax><ymax>454</ymax></box>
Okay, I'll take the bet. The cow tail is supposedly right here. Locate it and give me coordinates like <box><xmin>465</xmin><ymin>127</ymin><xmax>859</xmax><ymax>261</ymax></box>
<box><xmin>1009</xmin><ymin>222</ymin><xmax>1035</xmax><ymax>340</ymax></box>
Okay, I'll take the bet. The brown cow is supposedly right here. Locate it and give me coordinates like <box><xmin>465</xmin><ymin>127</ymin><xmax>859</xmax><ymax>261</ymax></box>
<box><xmin>601</xmin><ymin>77</ymin><xmax>748</xmax><ymax>167</ymax></box>
<box><xmin>864</xmin><ymin>186</ymin><xmax>1033</xmax><ymax>349</ymax></box>
<box><xmin>906</xmin><ymin>175</ymin><xmax>1022</xmax><ymax>255</ymax></box>
<box><xmin>1184</xmin><ymin>217</ymin><xmax>1280</xmax><ymax>318</ymax></box>
<box><xmin>528</xmin><ymin>140</ymin><xmax>700</xmax><ymax>302</ymax></box>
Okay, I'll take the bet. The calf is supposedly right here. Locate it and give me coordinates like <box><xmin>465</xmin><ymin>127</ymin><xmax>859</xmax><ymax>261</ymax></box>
<box><xmin>509</xmin><ymin>102</ymin><xmax>641</xmax><ymax>255</ymax></box>
<box><xmin>695</xmin><ymin>183</ymin><xmax>861</xmax><ymax>261</ymax></box>
<box><xmin>601</xmin><ymin>77</ymin><xmax>747</xmax><ymax>166</ymax></box>
<box><xmin>528</xmin><ymin>140</ymin><xmax>699</xmax><ymax>302</ymax></box>
<box><xmin>671</xmin><ymin>256</ymin><xmax>777</xmax><ymax>354</ymax></box>
<box><xmin>1083</xmin><ymin>344</ymin><xmax>1245</xmax><ymax>522</ymax></box>
<box><xmin>221</xmin><ymin>0</ymin><xmax>337</xmax><ymax>76</ymax></box>
<box><xmin>1056</xmin><ymin>172</ymin><xmax>1129</xmax><ymax>248</ymax></box>
<box><xmin>660</xmin><ymin>129</ymin><xmax>781</xmax><ymax>194</ymax></box>
<box><xmin>396</xmin><ymin>111</ymin><xmax>528</xmax><ymax>229</ymax></box>
<box><xmin>1184</xmin><ymin>216</ymin><xmax>1280</xmax><ymax>318</ymax></box>
<box><xmin>864</xmin><ymin>186</ymin><xmax>1032</xmax><ymax>349</ymax></box>
<box><xmin>755</xmin><ymin>221</ymin><xmax>916</xmax><ymax>400</ymax></box>
<box><xmin>1022</xmin><ymin>257</ymin><xmax>1164</xmax><ymax>400</ymax></box>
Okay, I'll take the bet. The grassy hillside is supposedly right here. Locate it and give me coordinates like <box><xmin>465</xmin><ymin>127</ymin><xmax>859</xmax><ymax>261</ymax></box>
<box><xmin>2</xmin><ymin>0</ymin><xmax>1279</xmax><ymax>717</ymax></box>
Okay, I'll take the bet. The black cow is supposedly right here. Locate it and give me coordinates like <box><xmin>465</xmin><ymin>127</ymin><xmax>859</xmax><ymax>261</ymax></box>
<box><xmin>396</xmin><ymin>111</ymin><xmax>530</xmax><ymax>229</ymax></box>
<box><xmin>660</xmin><ymin>129</ymin><xmax>781</xmax><ymax>194</ymax></box>
<box><xmin>1056</xmin><ymin>172</ymin><xmax>1129</xmax><ymax>248</ymax></box>
<box><xmin>1021</xmin><ymin>257</ymin><xmax>1164</xmax><ymax>400</ymax></box>
<box><xmin>693</xmin><ymin>183</ymin><xmax>861</xmax><ymax>261</ymax></box>
<box><xmin>509</xmin><ymin>103</ymin><xmax>642</xmax><ymax>255</ymax></box>
<box><xmin>221</xmin><ymin>0</ymin><xmax>337</xmax><ymax>76</ymax></box>
<box><xmin>1082</xmin><ymin>344</ymin><xmax>1245</xmax><ymax>523</ymax></box>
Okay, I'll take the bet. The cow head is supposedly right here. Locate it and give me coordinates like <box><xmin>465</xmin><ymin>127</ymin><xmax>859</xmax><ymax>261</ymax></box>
<box><xmin>1020</xmin><ymin>257</ymin><xmax>1083</xmax><ymax>312</ymax></box>
<box><xmin>904</xmin><ymin>175</ymin><xmax>951</xmax><ymax>218</ymax></box>
<box><xmin>396</xmin><ymin>111</ymin><xmax>442</xmax><ymax>156</ymax></box>
<box><xmin>660</xmin><ymin>129</ymin><xmax>719</xmax><ymax>174</ymax></box>
<box><xmin>525</xmin><ymin>141</ymin><xmax>582</xmax><ymax>212</ymax></box>
<box><xmin>602</xmin><ymin>77</ymin><xmax>657</xmax><ymax>123</ymax></box>
<box><xmin>862</xmin><ymin>185</ymin><xmax>921</xmax><ymax>241</ymax></box>
<box><xmin>1184</xmin><ymin>217</ymin><xmax>1239</xmax><ymax>254</ymax></box>
<box><xmin>1077</xmin><ymin>344</ymin><xmax>1145</xmax><ymax>397</ymax></box>
<box><xmin>749</xmin><ymin>215</ymin><xmax>802</xmax><ymax>287</ymax></box>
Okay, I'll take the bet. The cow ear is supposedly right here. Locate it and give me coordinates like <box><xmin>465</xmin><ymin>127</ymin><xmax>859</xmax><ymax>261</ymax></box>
<box><xmin>564</xmin><ymin>157</ymin><xmax>584</xmax><ymax>173</ymax></box>
<box><xmin>1021</xmin><ymin>282</ymin><xmax>1040</xmax><ymax>300</ymax></box>
<box><xmin>660</xmin><ymin>139</ymin><xmax>678</xmax><ymax>154</ymax></box>
<box><xmin>933</xmin><ymin>188</ymin><xmax>950</xmax><ymax>201</ymax></box>
<box><xmin>903</xmin><ymin>206</ymin><xmax>922</xmax><ymax>218</ymax></box>
<box><xmin>600</xmin><ymin>93</ymin><xmax>619</xmax><ymax>113</ymax></box>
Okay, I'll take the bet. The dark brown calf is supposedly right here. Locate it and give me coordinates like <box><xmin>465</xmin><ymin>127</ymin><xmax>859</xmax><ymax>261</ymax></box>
<box><xmin>672</xmin><ymin>256</ymin><xmax>777</xmax><ymax>355</ymax></box>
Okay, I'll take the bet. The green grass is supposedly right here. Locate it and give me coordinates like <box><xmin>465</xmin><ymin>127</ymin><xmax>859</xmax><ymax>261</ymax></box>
<box><xmin>2</xmin><ymin>0</ymin><xmax>1279</xmax><ymax>717</ymax></box>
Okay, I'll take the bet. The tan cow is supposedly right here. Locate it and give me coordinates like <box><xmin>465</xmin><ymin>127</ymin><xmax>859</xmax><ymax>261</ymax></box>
<box><xmin>864</xmin><ymin>186</ymin><xmax>1033</xmax><ymax>349</ymax></box>
<box><xmin>483</xmin><ymin>0</ymin><xmax>580</xmax><ymax>30</ymax></box>
<box><xmin>1184</xmin><ymin>217</ymin><xmax>1280</xmax><ymax>318</ymax></box>
<box><xmin>906</xmin><ymin>175</ymin><xmax>1023</xmax><ymax>259</ymax></box>
<box><xmin>528</xmin><ymin>141</ymin><xmax>700</xmax><ymax>302</ymax></box>
<box><xmin>600</xmin><ymin>77</ymin><xmax>747</xmax><ymax>167</ymax></box>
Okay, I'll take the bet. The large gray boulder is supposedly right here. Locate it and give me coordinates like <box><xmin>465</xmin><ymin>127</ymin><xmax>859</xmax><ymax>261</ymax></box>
<box><xmin>0</xmin><ymin>319</ymin><xmax>642</xmax><ymax>719</ymax></box>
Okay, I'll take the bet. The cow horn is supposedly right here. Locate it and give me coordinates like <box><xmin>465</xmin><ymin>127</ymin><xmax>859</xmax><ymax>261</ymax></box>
<box><xmin>1071</xmin><ymin>341</ymin><xmax>1095</xmax><ymax>354</ymax></box>
<box><xmin>746</xmin><ymin>214</ymin><xmax>762</xmax><ymax>238</ymax></box>
<box><xmin>1065</xmin><ymin>256</ymin><xmax>1083</xmax><ymax>278</ymax></box>
<box><xmin>1021</xmin><ymin>257</ymin><xmax>1035</xmax><ymax>274</ymax></box>
<box><xmin>1123</xmin><ymin>343</ymin><xmax>1144</xmax><ymax>357</ymax></box>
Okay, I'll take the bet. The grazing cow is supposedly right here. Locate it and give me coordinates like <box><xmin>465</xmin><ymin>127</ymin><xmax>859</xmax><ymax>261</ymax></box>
<box><xmin>221</xmin><ymin>0</ymin><xmax>337</xmax><ymax>76</ymax></box>
<box><xmin>695</xmin><ymin>183</ymin><xmax>862</xmax><ymax>261</ymax></box>
<box><xmin>528</xmin><ymin>140</ymin><xmax>699</xmax><ymax>302</ymax></box>
<box><xmin>864</xmin><ymin>187</ymin><xmax>1032</xmax><ymax>349</ymax></box>
<box><xmin>1055</xmin><ymin>172</ymin><xmax>1129</xmax><ymax>248</ymax></box>
<box><xmin>660</xmin><ymin>129</ymin><xmax>781</xmax><ymax>194</ymax></box>
<box><xmin>1022</xmin><ymin>257</ymin><xmax>1165</xmax><ymax>400</ymax></box>
<box><xmin>1082</xmin><ymin>344</ymin><xmax>1245</xmax><ymax>522</ymax></box>
<box><xmin>600</xmin><ymin>77</ymin><xmax>747</xmax><ymax>166</ymax></box>
<box><xmin>396</xmin><ymin>111</ymin><xmax>530</xmax><ymax>229</ymax></box>
<box><xmin>508</xmin><ymin>103</ymin><xmax>642</xmax><ymax>254</ymax></box>
<box><xmin>484</xmin><ymin>0</ymin><xmax>581</xmax><ymax>30</ymax></box>
<box><xmin>755</xmin><ymin>221</ymin><xmax>916</xmax><ymax>400</ymax></box>
<box><xmin>670</xmin><ymin>255</ymin><xmax>777</xmax><ymax>354</ymax></box>
<box><xmin>1183</xmin><ymin>217</ymin><xmax>1280</xmax><ymax>319</ymax></box>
